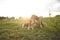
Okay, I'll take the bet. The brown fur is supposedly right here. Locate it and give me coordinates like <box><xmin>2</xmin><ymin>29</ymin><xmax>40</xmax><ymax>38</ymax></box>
<box><xmin>22</xmin><ymin>15</ymin><xmax>44</xmax><ymax>30</ymax></box>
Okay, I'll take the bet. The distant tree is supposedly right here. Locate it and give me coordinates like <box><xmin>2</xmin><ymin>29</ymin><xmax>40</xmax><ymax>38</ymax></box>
<box><xmin>55</xmin><ymin>15</ymin><xmax>60</xmax><ymax>17</ymax></box>
<box><xmin>0</xmin><ymin>16</ymin><xmax>9</xmax><ymax>20</ymax></box>
<box><xmin>10</xmin><ymin>17</ymin><xmax>15</xmax><ymax>20</ymax></box>
<box><xmin>19</xmin><ymin>16</ymin><xmax>23</xmax><ymax>20</ymax></box>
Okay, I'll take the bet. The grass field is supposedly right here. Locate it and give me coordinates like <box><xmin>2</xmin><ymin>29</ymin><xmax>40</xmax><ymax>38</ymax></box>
<box><xmin>0</xmin><ymin>16</ymin><xmax>60</xmax><ymax>40</ymax></box>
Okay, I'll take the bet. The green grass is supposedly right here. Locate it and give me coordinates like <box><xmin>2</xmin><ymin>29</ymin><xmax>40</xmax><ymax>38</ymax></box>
<box><xmin>0</xmin><ymin>17</ymin><xmax>60</xmax><ymax>40</ymax></box>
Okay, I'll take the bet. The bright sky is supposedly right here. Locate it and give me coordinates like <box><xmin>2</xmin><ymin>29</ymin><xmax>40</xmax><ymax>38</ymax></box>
<box><xmin>0</xmin><ymin>0</ymin><xmax>60</xmax><ymax>18</ymax></box>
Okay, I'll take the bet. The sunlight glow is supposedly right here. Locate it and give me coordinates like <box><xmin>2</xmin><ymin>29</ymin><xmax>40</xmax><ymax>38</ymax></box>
<box><xmin>0</xmin><ymin>0</ymin><xmax>60</xmax><ymax>18</ymax></box>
